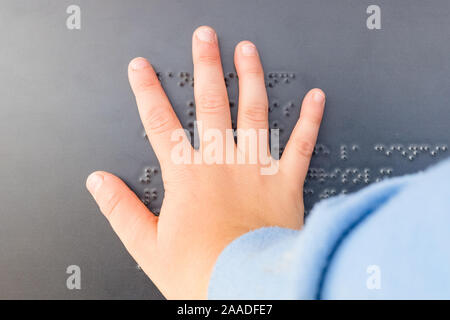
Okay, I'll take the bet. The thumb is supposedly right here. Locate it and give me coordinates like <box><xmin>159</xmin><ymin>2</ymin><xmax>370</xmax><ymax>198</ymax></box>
<box><xmin>86</xmin><ymin>171</ymin><xmax>158</xmax><ymax>264</ymax></box>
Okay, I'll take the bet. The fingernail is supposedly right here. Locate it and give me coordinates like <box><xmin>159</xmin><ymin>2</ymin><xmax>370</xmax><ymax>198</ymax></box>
<box><xmin>130</xmin><ymin>57</ymin><xmax>150</xmax><ymax>71</ymax></box>
<box><xmin>241</xmin><ymin>43</ymin><xmax>258</xmax><ymax>56</ymax></box>
<box><xmin>86</xmin><ymin>173</ymin><xmax>103</xmax><ymax>195</ymax></box>
<box><xmin>313</xmin><ymin>90</ymin><xmax>325</xmax><ymax>103</ymax></box>
<box><xmin>196</xmin><ymin>27</ymin><xmax>216</xmax><ymax>43</ymax></box>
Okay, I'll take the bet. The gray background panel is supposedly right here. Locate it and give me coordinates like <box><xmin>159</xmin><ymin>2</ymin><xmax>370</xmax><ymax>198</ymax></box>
<box><xmin>0</xmin><ymin>0</ymin><xmax>449</xmax><ymax>299</ymax></box>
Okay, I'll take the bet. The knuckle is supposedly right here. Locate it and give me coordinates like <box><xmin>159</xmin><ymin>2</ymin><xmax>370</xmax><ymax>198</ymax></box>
<box><xmin>306</xmin><ymin>113</ymin><xmax>323</xmax><ymax>126</ymax></box>
<box><xmin>241</xmin><ymin>105</ymin><xmax>267</xmax><ymax>124</ymax></box>
<box><xmin>301</xmin><ymin>109</ymin><xmax>323</xmax><ymax>127</ymax></box>
<box><xmin>142</xmin><ymin>109</ymin><xmax>174</xmax><ymax>135</ymax></box>
<box><xmin>196</xmin><ymin>53</ymin><xmax>221</xmax><ymax>65</ymax></box>
<box><xmin>293</xmin><ymin>139</ymin><xmax>315</xmax><ymax>158</ymax></box>
<box><xmin>134</xmin><ymin>77</ymin><xmax>160</xmax><ymax>93</ymax></box>
<box><xmin>101</xmin><ymin>190</ymin><xmax>122</xmax><ymax>220</ymax></box>
<box><xmin>197</xmin><ymin>92</ymin><xmax>228</xmax><ymax>114</ymax></box>
<box><xmin>242</xmin><ymin>66</ymin><xmax>264</xmax><ymax>77</ymax></box>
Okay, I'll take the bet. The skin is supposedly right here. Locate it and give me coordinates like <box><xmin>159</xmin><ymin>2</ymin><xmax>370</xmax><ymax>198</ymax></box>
<box><xmin>86</xmin><ymin>26</ymin><xmax>326</xmax><ymax>299</ymax></box>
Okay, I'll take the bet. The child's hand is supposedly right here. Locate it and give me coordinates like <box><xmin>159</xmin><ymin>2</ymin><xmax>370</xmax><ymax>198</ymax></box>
<box><xmin>86</xmin><ymin>26</ymin><xmax>325</xmax><ymax>299</ymax></box>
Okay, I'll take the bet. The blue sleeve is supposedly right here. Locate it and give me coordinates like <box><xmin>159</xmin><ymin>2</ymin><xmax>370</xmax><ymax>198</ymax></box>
<box><xmin>208</xmin><ymin>157</ymin><xmax>450</xmax><ymax>299</ymax></box>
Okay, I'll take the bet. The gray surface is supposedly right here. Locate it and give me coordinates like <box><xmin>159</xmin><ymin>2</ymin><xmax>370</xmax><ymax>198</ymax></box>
<box><xmin>0</xmin><ymin>0</ymin><xmax>449</xmax><ymax>299</ymax></box>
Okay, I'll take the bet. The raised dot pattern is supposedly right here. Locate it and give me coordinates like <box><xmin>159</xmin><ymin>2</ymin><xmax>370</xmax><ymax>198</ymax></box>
<box><xmin>137</xmin><ymin>69</ymin><xmax>449</xmax><ymax>214</ymax></box>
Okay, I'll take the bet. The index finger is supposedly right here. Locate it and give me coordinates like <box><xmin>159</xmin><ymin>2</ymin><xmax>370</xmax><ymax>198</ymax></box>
<box><xmin>128</xmin><ymin>57</ymin><xmax>191</xmax><ymax>168</ymax></box>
